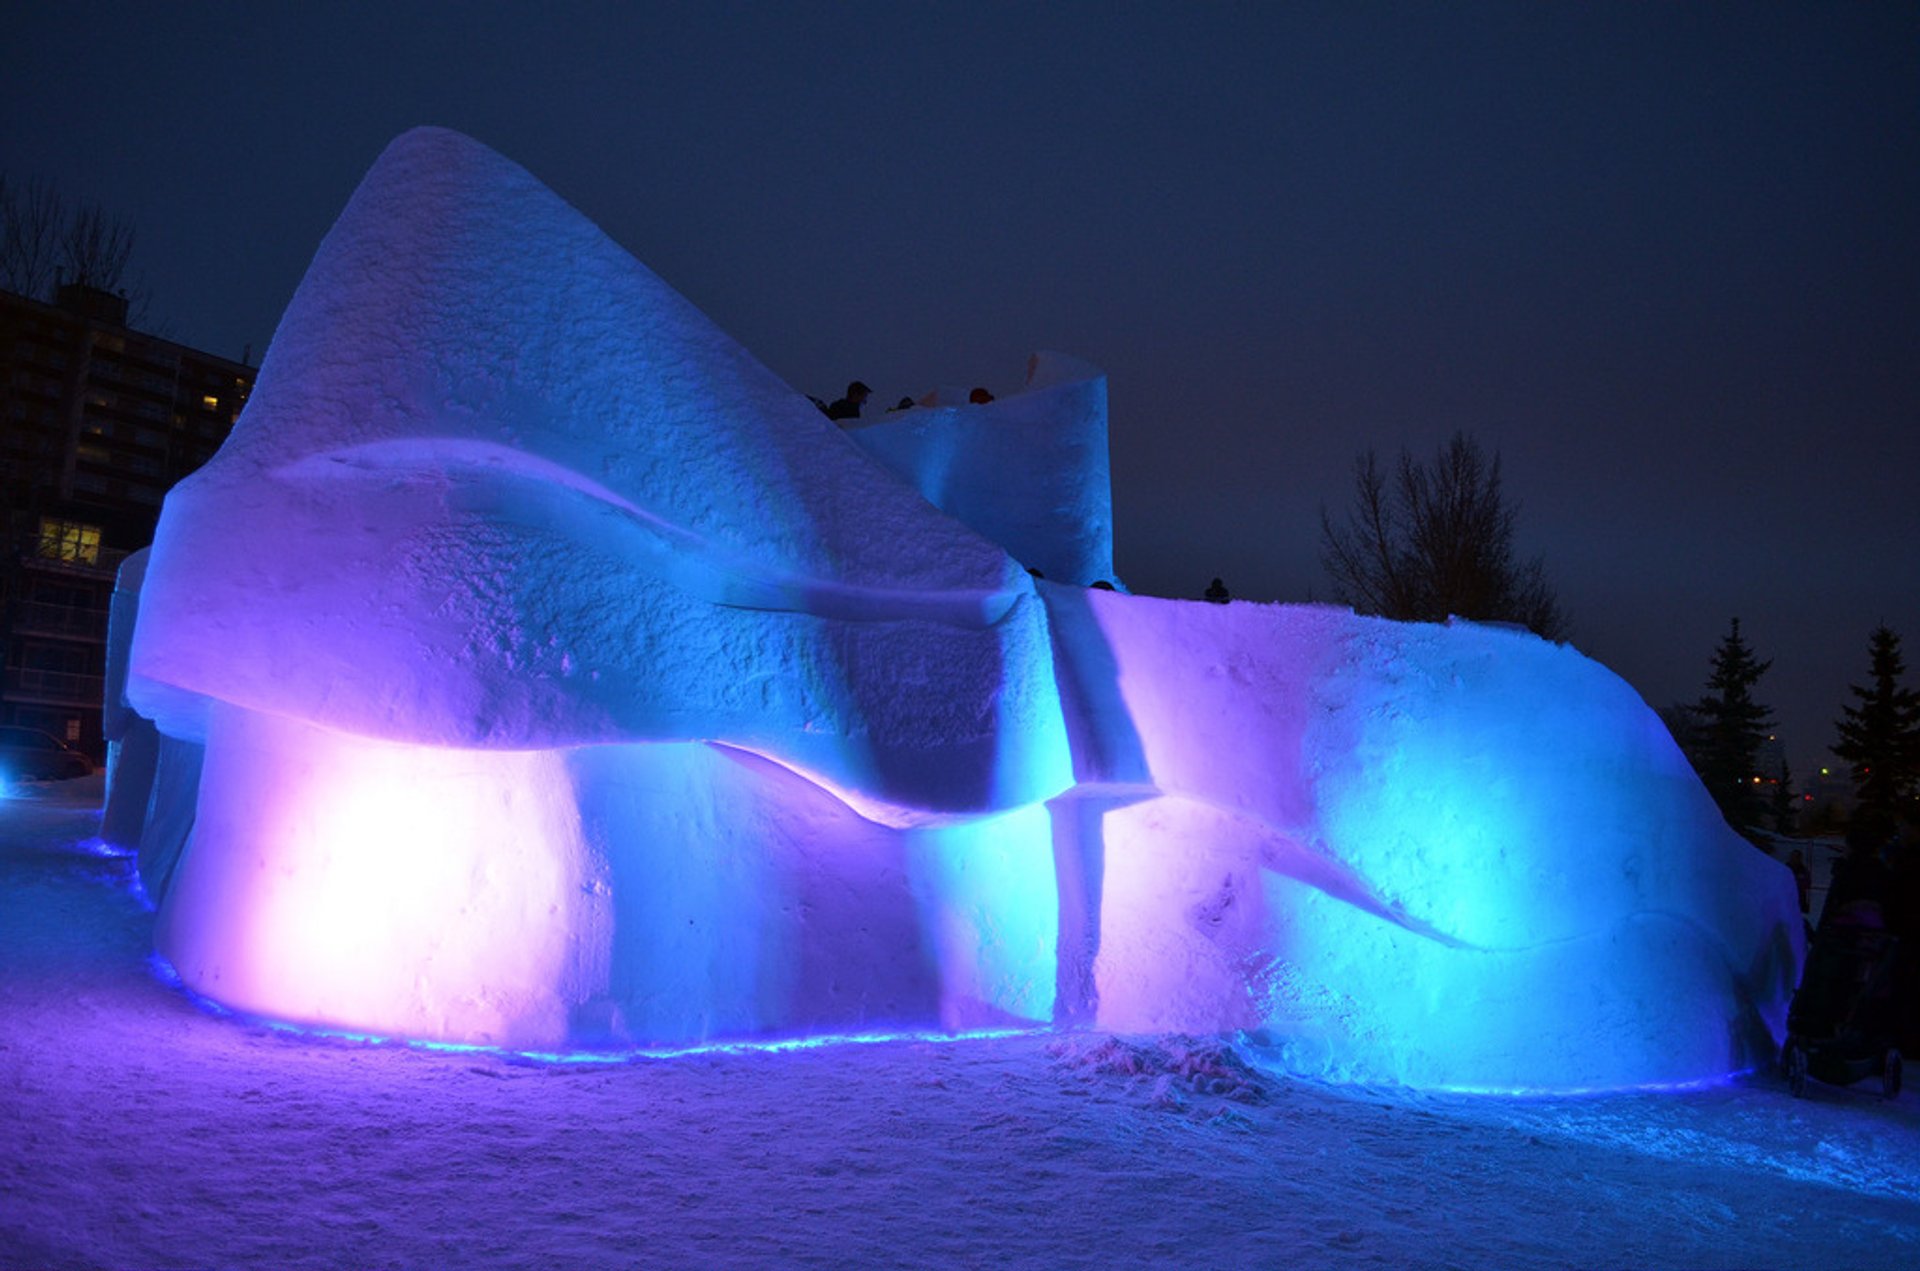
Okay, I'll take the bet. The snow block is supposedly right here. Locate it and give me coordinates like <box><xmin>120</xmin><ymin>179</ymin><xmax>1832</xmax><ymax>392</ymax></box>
<box><xmin>843</xmin><ymin>353</ymin><xmax>1115</xmax><ymax>586</ymax></box>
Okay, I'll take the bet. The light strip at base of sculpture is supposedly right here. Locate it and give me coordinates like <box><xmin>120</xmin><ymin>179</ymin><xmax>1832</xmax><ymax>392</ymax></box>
<box><xmin>112</xmin><ymin>128</ymin><xmax>1803</xmax><ymax>1091</ymax></box>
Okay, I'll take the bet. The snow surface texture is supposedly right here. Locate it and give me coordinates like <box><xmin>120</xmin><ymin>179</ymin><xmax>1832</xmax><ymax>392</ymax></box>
<box><xmin>119</xmin><ymin>127</ymin><xmax>1800</xmax><ymax>1087</ymax></box>
<box><xmin>4</xmin><ymin>784</ymin><xmax>1916</xmax><ymax>1271</ymax></box>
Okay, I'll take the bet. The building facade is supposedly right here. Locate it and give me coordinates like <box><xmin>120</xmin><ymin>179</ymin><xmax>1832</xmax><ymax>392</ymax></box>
<box><xmin>1</xmin><ymin>283</ymin><xmax>252</xmax><ymax>760</ymax></box>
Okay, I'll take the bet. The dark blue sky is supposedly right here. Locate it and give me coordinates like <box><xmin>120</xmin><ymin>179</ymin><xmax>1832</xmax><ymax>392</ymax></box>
<box><xmin>5</xmin><ymin>2</ymin><xmax>1915</xmax><ymax>774</ymax></box>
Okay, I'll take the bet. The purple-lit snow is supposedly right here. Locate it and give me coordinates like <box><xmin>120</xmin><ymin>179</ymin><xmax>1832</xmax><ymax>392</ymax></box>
<box><xmin>2</xmin><ymin>777</ymin><xmax>1916</xmax><ymax>1268</ymax></box>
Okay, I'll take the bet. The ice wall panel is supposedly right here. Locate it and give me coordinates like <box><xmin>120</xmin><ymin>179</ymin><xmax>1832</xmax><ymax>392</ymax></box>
<box><xmin>845</xmin><ymin>353</ymin><xmax>1115</xmax><ymax>585</ymax></box>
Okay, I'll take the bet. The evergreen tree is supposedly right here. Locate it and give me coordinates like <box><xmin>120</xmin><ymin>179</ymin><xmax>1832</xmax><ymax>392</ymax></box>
<box><xmin>1832</xmin><ymin>625</ymin><xmax>1920</xmax><ymax>832</ymax></box>
<box><xmin>1691</xmin><ymin>618</ymin><xmax>1774</xmax><ymax>833</ymax></box>
<box><xmin>1770</xmin><ymin>759</ymin><xmax>1797</xmax><ymax>836</ymax></box>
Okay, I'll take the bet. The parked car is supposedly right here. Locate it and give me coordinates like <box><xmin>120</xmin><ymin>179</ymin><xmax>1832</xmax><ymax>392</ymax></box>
<box><xmin>0</xmin><ymin>725</ymin><xmax>94</xmax><ymax>782</ymax></box>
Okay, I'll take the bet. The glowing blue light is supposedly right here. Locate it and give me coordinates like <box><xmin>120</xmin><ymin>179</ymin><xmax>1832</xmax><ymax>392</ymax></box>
<box><xmin>1405</xmin><ymin>1070</ymin><xmax>1753</xmax><ymax>1100</ymax></box>
<box><xmin>151</xmin><ymin>951</ymin><xmax>1033</xmax><ymax>1064</ymax></box>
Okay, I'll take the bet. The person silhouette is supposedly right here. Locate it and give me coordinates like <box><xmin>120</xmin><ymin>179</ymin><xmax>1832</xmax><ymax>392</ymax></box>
<box><xmin>1786</xmin><ymin>849</ymin><xmax>1811</xmax><ymax>914</ymax></box>
<box><xmin>824</xmin><ymin>381</ymin><xmax>871</xmax><ymax>421</ymax></box>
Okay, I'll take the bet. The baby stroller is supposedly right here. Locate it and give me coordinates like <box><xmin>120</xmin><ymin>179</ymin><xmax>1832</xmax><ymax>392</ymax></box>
<box><xmin>1781</xmin><ymin>903</ymin><xmax>1904</xmax><ymax>1101</ymax></box>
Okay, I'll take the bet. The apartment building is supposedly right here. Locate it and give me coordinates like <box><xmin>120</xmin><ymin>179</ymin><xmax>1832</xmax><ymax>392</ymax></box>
<box><xmin>1</xmin><ymin>282</ymin><xmax>253</xmax><ymax>760</ymax></box>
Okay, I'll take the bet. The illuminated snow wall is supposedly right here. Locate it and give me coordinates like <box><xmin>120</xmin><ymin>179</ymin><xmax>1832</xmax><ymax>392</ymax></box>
<box><xmin>155</xmin><ymin>708</ymin><xmax>1059</xmax><ymax>1046</ymax></box>
<box><xmin>1051</xmin><ymin>588</ymin><xmax>1802</xmax><ymax>1090</ymax></box>
<box><xmin>117</xmin><ymin>127</ymin><xmax>1802</xmax><ymax>1087</ymax></box>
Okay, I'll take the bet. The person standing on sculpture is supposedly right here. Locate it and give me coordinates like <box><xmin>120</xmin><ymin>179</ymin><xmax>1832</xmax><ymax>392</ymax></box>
<box><xmin>825</xmin><ymin>381</ymin><xmax>871</xmax><ymax>421</ymax></box>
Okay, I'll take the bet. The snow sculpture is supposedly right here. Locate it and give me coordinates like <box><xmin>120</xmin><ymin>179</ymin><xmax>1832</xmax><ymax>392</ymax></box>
<box><xmin>118</xmin><ymin>128</ymin><xmax>1801</xmax><ymax>1088</ymax></box>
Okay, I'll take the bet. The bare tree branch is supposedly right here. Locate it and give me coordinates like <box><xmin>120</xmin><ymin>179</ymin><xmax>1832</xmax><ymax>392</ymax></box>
<box><xmin>1319</xmin><ymin>431</ymin><xmax>1566</xmax><ymax>640</ymax></box>
<box><xmin>1</xmin><ymin>175</ymin><xmax>68</xmax><ymax>299</ymax></box>
<box><xmin>1321</xmin><ymin>449</ymin><xmax>1416</xmax><ymax>619</ymax></box>
<box><xmin>60</xmin><ymin>201</ymin><xmax>135</xmax><ymax>293</ymax></box>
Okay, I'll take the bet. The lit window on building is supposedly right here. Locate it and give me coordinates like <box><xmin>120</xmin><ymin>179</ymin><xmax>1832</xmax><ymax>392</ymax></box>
<box><xmin>201</xmin><ymin>394</ymin><xmax>220</xmax><ymax>411</ymax></box>
<box><xmin>36</xmin><ymin>518</ymin><xmax>103</xmax><ymax>566</ymax></box>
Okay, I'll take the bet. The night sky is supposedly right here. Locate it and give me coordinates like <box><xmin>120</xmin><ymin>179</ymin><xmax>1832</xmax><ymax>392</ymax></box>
<box><xmin>5</xmin><ymin>2</ymin><xmax>1915</xmax><ymax>776</ymax></box>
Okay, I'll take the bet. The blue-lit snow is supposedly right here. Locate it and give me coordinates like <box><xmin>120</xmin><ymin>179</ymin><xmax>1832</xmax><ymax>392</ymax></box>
<box><xmin>3</xmin><ymin>778</ymin><xmax>1915</xmax><ymax>1269</ymax></box>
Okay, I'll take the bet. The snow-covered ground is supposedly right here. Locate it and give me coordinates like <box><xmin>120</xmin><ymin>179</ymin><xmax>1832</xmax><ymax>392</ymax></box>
<box><xmin>4</xmin><ymin>776</ymin><xmax>1916</xmax><ymax>1270</ymax></box>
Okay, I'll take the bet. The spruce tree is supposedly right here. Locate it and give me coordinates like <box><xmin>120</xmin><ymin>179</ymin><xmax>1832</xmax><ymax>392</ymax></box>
<box><xmin>1692</xmin><ymin>618</ymin><xmax>1774</xmax><ymax>833</ymax></box>
<box><xmin>1832</xmin><ymin>625</ymin><xmax>1920</xmax><ymax>832</ymax></box>
<box><xmin>1770</xmin><ymin>759</ymin><xmax>1797</xmax><ymax>836</ymax></box>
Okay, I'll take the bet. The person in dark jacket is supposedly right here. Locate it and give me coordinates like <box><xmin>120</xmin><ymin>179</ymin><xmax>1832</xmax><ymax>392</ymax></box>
<box><xmin>1820</xmin><ymin>820</ymin><xmax>1892</xmax><ymax>930</ymax></box>
<box><xmin>824</xmin><ymin>381</ymin><xmax>871</xmax><ymax>421</ymax></box>
<box><xmin>1786</xmin><ymin>849</ymin><xmax>1812</xmax><ymax>914</ymax></box>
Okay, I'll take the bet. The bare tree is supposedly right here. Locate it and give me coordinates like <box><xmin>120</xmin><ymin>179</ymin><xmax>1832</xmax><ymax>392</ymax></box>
<box><xmin>1320</xmin><ymin>431</ymin><xmax>1566</xmax><ymax>640</ymax></box>
<box><xmin>59</xmin><ymin>200</ymin><xmax>136</xmax><ymax>293</ymax></box>
<box><xmin>1</xmin><ymin>175</ymin><xmax>68</xmax><ymax>299</ymax></box>
<box><xmin>3</xmin><ymin>176</ymin><xmax>161</xmax><ymax>328</ymax></box>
